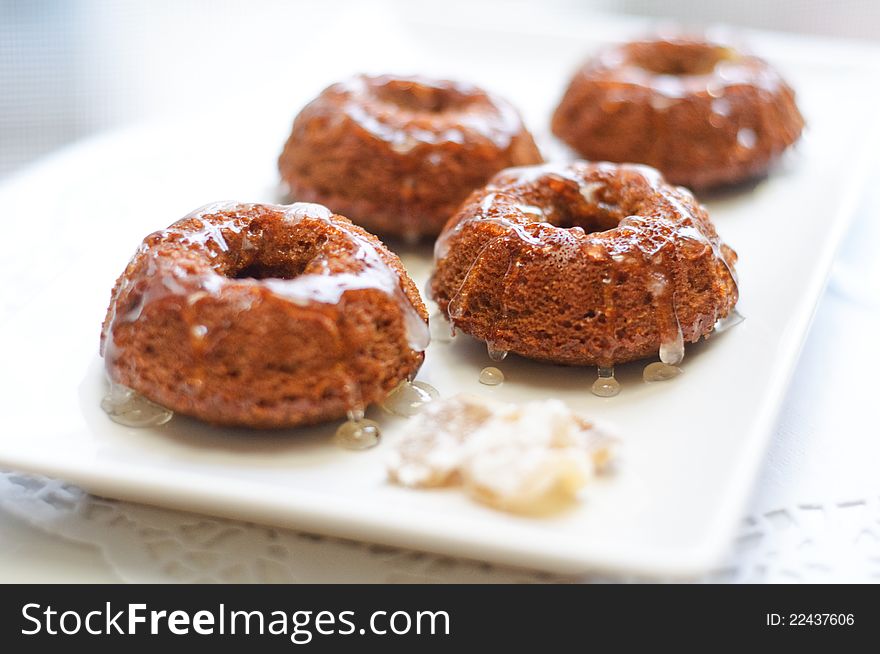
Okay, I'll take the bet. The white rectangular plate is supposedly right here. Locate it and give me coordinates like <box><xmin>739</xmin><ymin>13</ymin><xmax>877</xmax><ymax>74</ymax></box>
<box><xmin>1</xmin><ymin>15</ymin><xmax>879</xmax><ymax>576</ymax></box>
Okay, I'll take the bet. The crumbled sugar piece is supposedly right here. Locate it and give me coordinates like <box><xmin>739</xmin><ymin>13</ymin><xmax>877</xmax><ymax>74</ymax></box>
<box><xmin>387</xmin><ymin>395</ymin><xmax>616</xmax><ymax>513</ymax></box>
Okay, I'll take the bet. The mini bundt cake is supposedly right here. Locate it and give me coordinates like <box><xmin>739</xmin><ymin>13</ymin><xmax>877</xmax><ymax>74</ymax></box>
<box><xmin>279</xmin><ymin>74</ymin><xmax>543</xmax><ymax>241</ymax></box>
<box><xmin>551</xmin><ymin>37</ymin><xmax>804</xmax><ymax>189</ymax></box>
<box><xmin>101</xmin><ymin>201</ymin><xmax>429</xmax><ymax>429</ymax></box>
<box><xmin>430</xmin><ymin>161</ymin><xmax>738</xmax><ymax>367</ymax></box>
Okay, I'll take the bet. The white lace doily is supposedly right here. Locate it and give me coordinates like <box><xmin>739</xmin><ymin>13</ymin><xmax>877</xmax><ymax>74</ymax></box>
<box><xmin>1</xmin><ymin>471</ymin><xmax>878</xmax><ymax>583</ymax></box>
<box><xmin>0</xmin><ymin>472</ymin><xmax>569</xmax><ymax>583</ymax></box>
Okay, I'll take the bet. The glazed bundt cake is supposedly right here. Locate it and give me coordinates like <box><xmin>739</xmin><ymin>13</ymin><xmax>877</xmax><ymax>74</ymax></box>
<box><xmin>101</xmin><ymin>201</ymin><xmax>428</xmax><ymax>428</ymax></box>
<box><xmin>551</xmin><ymin>37</ymin><xmax>804</xmax><ymax>189</ymax></box>
<box><xmin>430</xmin><ymin>161</ymin><xmax>738</xmax><ymax>367</ymax></box>
<box><xmin>279</xmin><ymin>74</ymin><xmax>543</xmax><ymax>241</ymax></box>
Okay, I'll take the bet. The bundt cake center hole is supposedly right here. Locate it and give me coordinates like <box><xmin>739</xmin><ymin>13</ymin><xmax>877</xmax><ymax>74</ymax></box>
<box><xmin>232</xmin><ymin>260</ymin><xmax>309</xmax><ymax>280</ymax></box>
<box><xmin>374</xmin><ymin>82</ymin><xmax>464</xmax><ymax>113</ymax></box>
<box><xmin>536</xmin><ymin>176</ymin><xmax>625</xmax><ymax>233</ymax></box>
<box><xmin>546</xmin><ymin>207</ymin><xmax>621</xmax><ymax>233</ymax></box>
<box><xmin>226</xmin><ymin>228</ymin><xmax>330</xmax><ymax>281</ymax></box>
<box><xmin>629</xmin><ymin>43</ymin><xmax>733</xmax><ymax>76</ymax></box>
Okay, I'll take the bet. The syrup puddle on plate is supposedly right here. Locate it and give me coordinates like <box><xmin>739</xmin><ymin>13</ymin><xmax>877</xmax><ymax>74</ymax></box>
<box><xmin>380</xmin><ymin>380</ymin><xmax>440</xmax><ymax>417</ymax></box>
<box><xmin>334</xmin><ymin>408</ymin><xmax>381</xmax><ymax>450</ymax></box>
<box><xmin>591</xmin><ymin>366</ymin><xmax>620</xmax><ymax>397</ymax></box>
<box><xmin>101</xmin><ymin>382</ymin><xmax>174</xmax><ymax>427</ymax></box>
<box><xmin>479</xmin><ymin>366</ymin><xmax>505</xmax><ymax>386</ymax></box>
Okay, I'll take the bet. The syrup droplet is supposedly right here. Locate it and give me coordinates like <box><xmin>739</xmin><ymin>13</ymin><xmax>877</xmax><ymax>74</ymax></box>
<box><xmin>429</xmin><ymin>310</ymin><xmax>454</xmax><ymax>343</ymax></box>
<box><xmin>659</xmin><ymin>327</ymin><xmax>685</xmax><ymax>366</ymax></box>
<box><xmin>447</xmin><ymin>293</ymin><xmax>466</xmax><ymax>320</ymax></box>
<box><xmin>487</xmin><ymin>344</ymin><xmax>508</xmax><ymax>362</ymax></box>
<box><xmin>643</xmin><ymin>361</ymin><xmax>683</xmax><ymax>383</ymax></box>
<box><xmin>737</xmin><ymin>128</ymin><xmax>757</xmax><ymax>149</ymax></box>
<box><xmin>101</xmin><ymin>382</ymin><xmax>174</xmax><ymax>427</ymax></box>
<box><xmin>334</xmin><ymin>411</ymin><xmax>381</xmax><ymax>450</ymax></box>
<box><xmin>479</xmin><ymin>367</ymin><xmax>505</xmax><ymax>386</ymax></box>
<box><xmin>714</xmin><ymin>308</ymin><xmax>745</xmax><ymax>334</ymax></box>
<box><xmin>380</xmin><ymin>380</ymin><xmax>440</xmax><ymax>417</ymax></box>
<box><xmin>591</xmin><ymin>366</ymin><xmax>620</xmax><ymax>397</ymax></box>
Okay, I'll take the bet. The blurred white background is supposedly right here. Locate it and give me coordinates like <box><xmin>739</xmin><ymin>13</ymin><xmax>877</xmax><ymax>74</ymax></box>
<box><xmin>2</xmin><ymin>0</ymin><xmax>879</xmax><ymax>179</ymax></box>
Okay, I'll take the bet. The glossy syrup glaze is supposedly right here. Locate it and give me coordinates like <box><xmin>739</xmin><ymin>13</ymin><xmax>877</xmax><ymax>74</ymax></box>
<box><xmin>552</xmin><ymin>36</ymin><xmax>804</xmax><ymax>189</ymax></box>
<box><xmin>591</xmin><ymin>39</ymin><xmax>784</xmax><ymax>100</ymax></box>
<box><xmin>430</xmin><ymin>161</ymin><xmax>739</xmax><ymax>378</ymax></box>
<box><xmin>336</xmin><ymin>74</ymin><xmax>525</xmax><ymax>151</ymax></box>
<box><xmin>279</xmin><ymin>74</ymin><xmax>542</xmax><ymax>240</ymax></box>
<box><xmin>101</xmin><ymin>201</ymin><xmax>428</xmax><ymax>429</ymax></box>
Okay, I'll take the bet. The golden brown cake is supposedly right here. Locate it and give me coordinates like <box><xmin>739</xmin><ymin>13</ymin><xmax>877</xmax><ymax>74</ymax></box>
<box><xmin>278</xmin><ymin>74</ymin><xmax>543</xmax><ymax>241</ymax></box>
<box><xmin>429</xmin><ymin>161</ymin><xmax>738</xmax><ymax>367</ymax></box>
<box><xmin>101</xmin><ymin>202</ymin><xmax>428</xmax><ymax>429</ymax></box>
<box><xmin>551</xmin><ymin>37</ymin><xmax>804</xmax><ymax>189</ymax></box>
